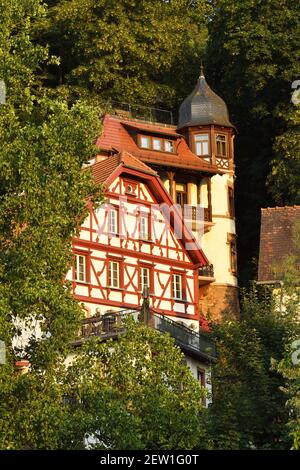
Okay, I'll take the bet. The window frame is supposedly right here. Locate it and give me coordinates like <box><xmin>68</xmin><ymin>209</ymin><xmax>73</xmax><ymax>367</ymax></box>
<box><xmin>175</xmin><ymin>182</ymin><xmax>188</xmax><ymax>210</ymax></box>
<box><xmin>139</xmin><ymin>212</ymin><xmax>151</xmax><ymax>241</ymax></box>
<box><xmin>138</xmin><ymin>134</ymin><xmax>176</xmax><ymax>154</ymax></box>
<box><xmin>108</xmin><ymin>260</ymin><xmax>121</xmax><ymax>289</ymax></box>
<box><xmin>227</xmin><ymin>233</ymin><xmax>237</xmax><ymax>275</ymax></box>
<box><xmin>108</xmin><ymin>205</ymin><xmax>119</xmax><ymax>236</ymax></box>
<box><xmin>73</xmin><ymin>251</ymin><xmax>90</xmax><ymax>284</ymax></box>
<box><xmin>194</xmin><ymin>133</ymin><xmax>210</xmax><ymax>156</ymax></box>
<box><xmin>139</xmin><ymin>265</ymin><xmax>153</xmax><ymax>295</ymax></box>
<box><xmin>227</xmin><ymin>185</ymin><xmax>235</xmax><ymax>218</ymax></box>
<box><xmin>216</xmin><ymin>133</ymin><xmax>227</xmax><ymax>158</ymax></box>
<box><xmin>172</xmin><ymin>272</ymin><xmax>185</xmax><ymax>301</ymax></box>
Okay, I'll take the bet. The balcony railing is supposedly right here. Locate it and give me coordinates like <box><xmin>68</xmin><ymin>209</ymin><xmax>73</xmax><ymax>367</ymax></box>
<box><xmin>107</xmin><ymin>100</ymin><xmax>174</xmax><ymax>125</ymax></box>
<box><xmin>199</xmin><ymin>264</ymin><xmax>214</xmax><ymax>278</ymax></box>
<box><xmin>79</xmin><ymin>309</ymin><xmax>140</xmax><ymax>341</ymax></box>
<box><xmin>184</xmin><ymin>206</ymin><xmax>213</xmax><ymax>226</ymax></box>
<box><xmin>153</xmin><ymin>314</ymin><xmax>217</xmax><ymax>361</ymax></box>
<box><xmin>74</xmin><ymin>308</ymin><xmax>217</xmax><ymax>361</ymax></box>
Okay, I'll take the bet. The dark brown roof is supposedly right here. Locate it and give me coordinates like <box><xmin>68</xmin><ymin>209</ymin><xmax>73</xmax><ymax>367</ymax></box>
<box><xmin>258</xmin><ymin>206</ymin><xmax>300</xmax><ymax>282</ymax></box>
<box><xmin>91</xmin><ymin>151</ymin><xmax>157</xmax><ymax>184</ymax></box>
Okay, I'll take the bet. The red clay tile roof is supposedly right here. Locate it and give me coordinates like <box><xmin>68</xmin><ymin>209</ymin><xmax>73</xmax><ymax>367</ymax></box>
<box><xmin>258</xmin><ymin>206</ymin><xmax>300</xmax><ymax>282</ymax></box>
<box><xmin>91</xmin><ymin>151</ymin><xmax>157</xmax><ymax>185</ymax></box>
<box><xmin>96</xmin><ymin>114</ymin><xmax>220</xmax><ymax>174</ymax></box>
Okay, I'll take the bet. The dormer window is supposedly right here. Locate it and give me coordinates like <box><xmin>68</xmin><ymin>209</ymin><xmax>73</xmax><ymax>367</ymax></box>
<box><xmin>195</xmin><ymin>134</ymin><xmax>209</xmax><ymax>156</ymax></box>
<box><xmin>164</xmin><ymin>140</ymin><xmax>174</xmax><ymax>153</ymax></box>
<box><xmin>216</xmin><ymin>134</ymin><xmax>227</xmax><ymax>157</ymax></box>
<box><xmin>138</xmin><ymin>134</ymin><xmax>175</xmax><ymax>153</ymax></box>
<box><xmin>140</xmin><ymin>136</ymin><xmax>150</xmax><ymax>148</ymax></box>
<box><xmin>153</xmin><ymin>138</ymin><xmax>162</xmax><ymax>151</ymax></box>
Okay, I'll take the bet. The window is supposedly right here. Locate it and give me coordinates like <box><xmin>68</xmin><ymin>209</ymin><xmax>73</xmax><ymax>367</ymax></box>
<box><xmin>228</xmin><ymin>186</ymin><xmax>235</xmax><ymax>218</ymax></box>
<box><xmin>153</xmin><ymin>138</ymin><xmax>162</xmax><ymax>151</ymax></box>
<box><xmin>172</xmin><ymin>273</ymin><xmax>183</xmax><ymax>300</ymax></box>
<box><xmin>216</xmin><ymin>134</ymin><xmax>226</xmax><ymax>157</ymax></box>
<box><xmin>140</xmin><ymin>267</ymin><xmax>150</xmax><ymax>294</ymax></box>
<box><xmin>108</xmin><ymin>260</ymin><xmax>120</xmax><ymax>288</ymax></box>
<box><xmin>74</xmin><ymin>254</ymin><xmax>86</xmax><ymax>283</ymax></box>
<box><xmin>108</xmin><ymin>207</ymin><xmax>118</xmax><ymax>235</ymax></box>
<box><xmin>228</xmin><ymin>234</ymin><xmax>237</xmax><ymax>275</ymax></box>
<box><xmin>195</xmin><ymin>134</ymin><xmax>209</xmax><ymax>156</ymax></box>
<box><xmin>176</xmin><ymin>183</ymin><xmax>187</xmax><ymax>209</ymax></box>
<box><xmin>140</xmin><ymin>136</ymin><xmax>150</xmax><ymax>148</ymax></box>
<box><xmin>139</xmin><ymin>214</ymin><xmax>149</xmax><ymax>240</ymax></box>
<box><xmin>138</xmin><ymin>135</ymin><xmax>175</xmax><ymax>153</ymax></box>
<box><xmin>165</xmin><ymin>140</ymin><xmax>174</xmax><ymax>153</ymax></box>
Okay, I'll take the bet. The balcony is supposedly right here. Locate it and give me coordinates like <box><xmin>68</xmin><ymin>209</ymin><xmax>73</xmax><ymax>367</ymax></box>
<box><xmin>107</xmin><ymin>100</ymin><xmax>174</xmax><ymax>125</ymax></box>
<box><xmin>199</xmin><ymin>264</ymin><xmax>215</xmax><ymax>285</ymax></box>
<box><xmin>72</xmin><ymin>309</ymin><xmax>140</xmax><ymax>345</ymax></box>
<box><xmin>184</xmin><ymin>205</ymin><xmax>213</xmax><ymax>233</ymax></box>
<box><xmin>72</xmin><ymin>309</ymin><xmax>217</xmax><ymax>362</ymax></box>
<box><xmin>153</xmin><ymin>314</ymin><xmax>217</xmax><ymax>361</ymax></box>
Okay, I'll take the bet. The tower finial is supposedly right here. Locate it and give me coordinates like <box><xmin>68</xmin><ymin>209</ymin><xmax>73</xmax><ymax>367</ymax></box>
<box><xmin>199</xmin><ymin>61</ymin><xmax>205</xmax><ymax>78</ymax></box>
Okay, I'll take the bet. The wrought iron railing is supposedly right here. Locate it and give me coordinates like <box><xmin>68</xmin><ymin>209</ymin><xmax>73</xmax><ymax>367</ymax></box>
<box><xmin>153</xmin><ymin>314</ymin><xmax>216</xmax><ymax>360</ymax></box>
<box><xmin>199</xmin><ymin>264</ymin><xmax>214</xmax><ymax>278</ymax></box>
<box><xmin>107</xmin><ymin>100</ymin><xmax>174</xmax><ymax>125</ymax></box>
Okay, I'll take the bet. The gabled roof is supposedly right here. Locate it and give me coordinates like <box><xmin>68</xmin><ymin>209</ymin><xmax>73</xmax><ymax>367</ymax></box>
<box><xmin>92</xmin><ymin>150</ymin><xmax>157</xmax><ymax>184</ymax></box>
<box><xmin>90</xmin><ymin>151</ymin><xmax>209</xmax><ymax>267</ymax></box>
<box><xmin>258</xmin><ymin>206</ymin><xmax>300</xmax><ymax>282</ymax></box>
<box><xmin>96</xmin><ymin>114</ymin><xmax>220</xmax><ymax>174</ymax></box>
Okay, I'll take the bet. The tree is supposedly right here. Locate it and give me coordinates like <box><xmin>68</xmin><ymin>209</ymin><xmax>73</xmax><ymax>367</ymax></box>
<box><xmin>268</xmin><ymin>106</ymin><xmax>300</xmax><ymax>205</ymax></box>
<box><xmin>206</xmin><ymin>0</ymin><xmax>300</xmax><ymax>284</ymax></box>
<box><xmin>0</xmin><ymin>320</ymin><xmax>207</xmax><ymax>450</ymax></box>
<box><xmin>207</xmin><ymin>285</ymin><xmax>300</xmax><ymax>449</ymax></box>
<box><xmin>40</xmin><ymin>0</ymin><xmax>210</xmax><ymax>108</ymax></box>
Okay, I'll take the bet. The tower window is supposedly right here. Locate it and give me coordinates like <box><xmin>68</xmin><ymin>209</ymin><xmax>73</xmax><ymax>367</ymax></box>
<box><xmin>227</xmin><ymin>233</ymin><xmax>237</xmax><ymax>275</ymax></box>
<box><xmin>228</xmin><ymin>186</ymin><xmax>235</xmax><ymax>218</ymax></box>
<box><xmin>176</xmin><ymin>183</ymin><xmax>188</xmax><ymax>210</ymax></box>
<box><xmin>216</xmin><ymin>134</ymin><xmax>227</xmax><ymax>157</ymax></box>
<box><xmin>195</xmin><ymin>134</ymin><xmax>209</xmax><ymax>156</ymax></box>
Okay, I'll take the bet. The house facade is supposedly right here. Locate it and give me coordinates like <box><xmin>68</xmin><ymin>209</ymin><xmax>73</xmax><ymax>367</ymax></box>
<box><xmin>67</xmin><ymin>69</ymin><xmax>239</xmax><ymax>394</ymax></box>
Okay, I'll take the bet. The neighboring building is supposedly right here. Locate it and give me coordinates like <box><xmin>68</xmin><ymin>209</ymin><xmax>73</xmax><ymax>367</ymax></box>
<box><xmin>93</xmin><ymin>68</ymin><xmax>239</xmax><ymax>319</ymax></box>
<box><xmin>258</xmin><ymin>206</ymin><xmax>300</xmax><ymax>283</ymax></box>
<box><xmin>258</xmin><ymin>206</ymin><xmax>300</xmax><ymax>314</ymax></box>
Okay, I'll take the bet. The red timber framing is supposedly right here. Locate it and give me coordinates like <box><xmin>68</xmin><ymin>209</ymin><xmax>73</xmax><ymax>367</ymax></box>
<box><xmin>69</xmin><ymin>152</ymin><xmax>209</xmax><ymax>320</ymax></box>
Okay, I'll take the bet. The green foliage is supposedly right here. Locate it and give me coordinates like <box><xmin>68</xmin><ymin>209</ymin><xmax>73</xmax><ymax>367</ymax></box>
<box><xmin>41</xmin><ymin>0</ymin><xmax>210</xmax><ymax>107</ymax></box>
<box><xmin>206</xmin><ymin>0</ymin><xmax>300</xmax><ymax>283</ymax></box>
<box><xmin>207</xmin><ymin>285</ymin><xmax>300</xmax><ymax>449</ymax></box>
<box><xmin>0</xmin><ymin>321</ymin><xmax>207</xmax><ymax>450</ymax></box>
<box><xmin>268</xmin><ymin>106</ymin><xmax>300</xmax><ymax>205</ymax></box>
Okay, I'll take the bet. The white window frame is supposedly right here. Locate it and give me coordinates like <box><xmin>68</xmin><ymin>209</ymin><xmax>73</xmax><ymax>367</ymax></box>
<box><xmin>140</xmin><ymin>266</ymin><xmax>150</xmax><ymax>293</ymax></box>
<box><xmin>75</xmin><ymin>254</ymin><xmax>86</xmax><ymax>283</ymax></box>
<box><xmin>172</xmin><ymin>273</ymin><xmax>183</xmax><ymax>300</ymax></box>
<box><xmin>164</xmin><ymin>140</ymin><xmax>174</xmax><ymax>153</ymax></box>
<box><xmin>140</xmin><ymin>135</ymin><xmax>150</xmax><ymax>149</ymax></box>
<box><xmin>195</xmin><ymin>134</ymin><xmax>209</xmax><ymax>156</ymax></box>
<box><xmin>139</xmin><ymin>214</ymin><xmax>149</xmax><ymax>240</ymax></box>
<box><xmin>108</xmin><ymin>207</ymin><xmax>118</xmax><ymax>235</ymax></box>
<box><xmin>108</xmin><ymin>261</ymin><xmax>120</xmax><ymax>288</ymax></box>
